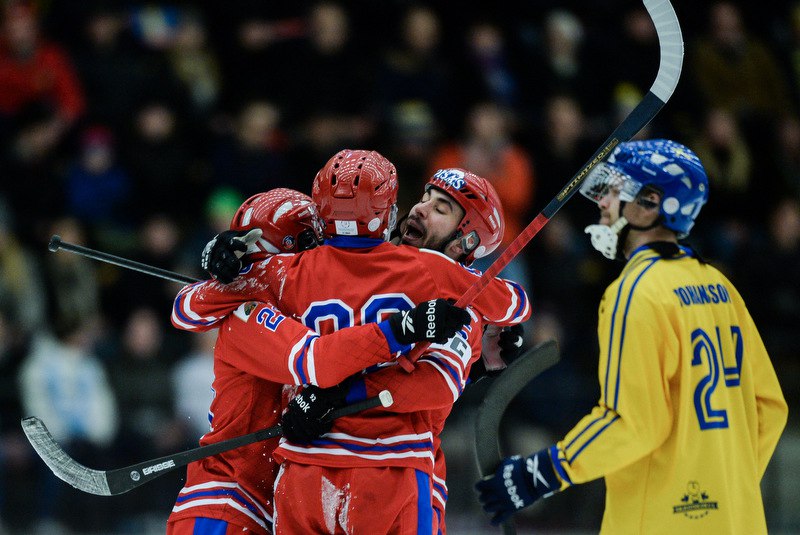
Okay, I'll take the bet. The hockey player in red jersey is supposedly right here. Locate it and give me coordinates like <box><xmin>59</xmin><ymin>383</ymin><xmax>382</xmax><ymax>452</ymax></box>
<box><xmin>176</xmin><ymin>150</ymin><xmax>530</xmax><ymax>533</ymax></box>
<box><xmin>166</xmin><ymin>188</ymin><xmax>471</xmax><ymax>535</ymax></box>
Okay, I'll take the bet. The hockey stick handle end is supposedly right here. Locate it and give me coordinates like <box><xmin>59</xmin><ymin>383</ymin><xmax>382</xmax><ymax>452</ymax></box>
<box><xmin>378</xmin><ymin>389</ymin><xmax>393</xmax><ymax>408</ymax></box>
<box><xmin>48</xmin><ymin>235</ymin><xmax>62</xmax><ymax>252</ymax></box>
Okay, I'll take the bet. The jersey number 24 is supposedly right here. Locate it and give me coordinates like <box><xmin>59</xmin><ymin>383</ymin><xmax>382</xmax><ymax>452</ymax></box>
<box><xmin>691</xmin><ymin>325</ymin><xmax>743</xmax><ymax>430</ymax></box>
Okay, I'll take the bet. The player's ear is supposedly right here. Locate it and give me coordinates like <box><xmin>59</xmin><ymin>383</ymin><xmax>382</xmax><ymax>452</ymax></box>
<box><xmin>444</xmin><ymin>238</ymin><xmax>465</xmax><ymax>260</ymax></box>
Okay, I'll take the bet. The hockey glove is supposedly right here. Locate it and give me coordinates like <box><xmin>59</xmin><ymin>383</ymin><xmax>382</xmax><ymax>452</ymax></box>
<box><xmin>387</xmin><ymin>299</ymin><xmax>471</xmax><ymax>345</ymax></box>
<box><xmin>201</xmin><ymin>229</ymin><xmax>262</xmax><ymax>283</ymax></box>
<box><xmin>281</xmin><ymin>384</ymin><xmax>348</xmax><ymax>444</ymax></box>
<box><xmin>475</xmin><ymin>446</ymin><xmax>566</xmax><ymax>526</ymax></box>
<box><xmin>498</xmin><ymin>324</ymin><xmax>525</xmax><ymax>364</ymax></box>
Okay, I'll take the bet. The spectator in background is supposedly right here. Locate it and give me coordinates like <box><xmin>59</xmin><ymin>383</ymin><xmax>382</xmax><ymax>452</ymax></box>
<box><xmin>0</xmin><ymin>1</ymin><xmax>85</xmax><ymax>158</ymax></box>
<box><xmin>108</xmin><ymin>307</ymin><xmax>185</xmax><ymax>525</ymax></box>
<box><xmin>375</xmin><ymin>4</ymin><xmax>458</xmax><ymax>136</ymax></box>
<box><xmin>690</xmin><ymin>2</ymin><xmax>793</xmax><ymax>135</ymax></box>
<box><xmin>524</xmin><ymin>10</ymin><xmax>603</xmax><ymax>119</ymax></box>
<box><xmin>0</xmin><ymin>0</ymin><xmax>85</xmax><ymax>235</ymax></box>
<box><xmin>529</xmin><ymin>93</ymin><xmax>599</xmax><ymax>223</ymax></box>
<box><xmin>17</xmin><ymin>315</ymin><xmax>118</xmax><ymax>532</ymax></box>
<box><xmin>102</xmin><ymin>214</ymin><xmax>186</xmax><ymax>328</ymax></box>
<box><xmin>71</xmin><ymin>4</ymin><xmax>151</xmax><ymax>133</ymax></box>
<box><xmin>43</xmin><ymin>217</ymin><xmax>102</xmax><ymax>330</ymax></box>
<box><xmin>735</xmin><ymin>197</ymin><xmax>800</xmax><ymax>414</ymax></box>
<box><xmin>690</xmin><ymin>107</ymin><xmax>754</xmax><ymax>268</ymax></box>
<box><xmin>171</xmin><ymin>329</ymin><xmax>216</xmax><ymax>442</ymax></box>
<box><xmin>166</xmin><ymin>8</ymin><xmax>221</xmax><ymax>124</ymax></box>
<box><xmin>383</xmin><ymin>101</ymin><xmax>440</xmax><ymax>215</ymax></box>
<box><xmin>773</xmin><ymin>114</ymin><xmax>800</xmax><ymax>199</ymax></box>
<box><xmin>283</xmin><ymin>3</ymin><xmax>372</xmax><ymax>135</ymax></box>
<box><xmin>462</xmin><ymin>21</ymin><xmax>520</xmax><ymax>109</ymax></box>
<box><xmin>692</xmin><ymin>107</ymin><xmax>754</xmax><ymax>213</ymax></box>
<box><xmin>211</xmin><ymin>100</ymin><xmax>293</xmax><ymax>195</ymax></box>
<box><xmin>63</xmin><ymin>125</ymin><xmax>133</xmax><ymax>241</ymax></box>
<box><xmin>122</xmin><ymin>100</ymin><xmax>200</xmax><ymax>224</ymax></box>
<box><xmin>0</xmin><ymin>197</ymin><xmax>46</xmax><ymax>335</ymax></box>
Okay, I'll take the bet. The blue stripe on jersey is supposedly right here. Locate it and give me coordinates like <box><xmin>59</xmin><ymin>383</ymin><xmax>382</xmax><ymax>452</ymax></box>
<box><xmin>507</xmin><ymin>279</ymin><xmax>528</xmax><ymax>320</ymax></box>
<box><xmin>433</xmin><ymin>480</ymin><xmax>448</xmax><ymax>501</ymax></box>
<box><xmin>415</xmin><ymin>470</ymin><xmax>434</xmax><ymax>535</ymax></box>
<box><xmin>609</xmin><ymin>257</ymin><xmax>659</xmax><ymax>410</ymax></box>
<box><xmin>345</xmin><ymin>377</ymin><xmax>367</xmax><ymax>404</ymax></box>
<box><xmin>309</xmin><ymin>438</ymin><xmax>434</xmax><ymax>453</ymax></box>
<box><xmin>176</xmin><ymin>488</ymin><xmax>262</xmax><ymax>517</ymax></box>
<box><xmin>420</xmin><ymin>356</ymin><xmax>463</xmax><ymax>395</ymax></box>
<box><xmin>564</xmin><ymin>409</ymin><xmax>611</xmax><ymax>451</ymax></box>
<box><xmin>549</xmin><ymin>445</ymin><xmax>573</xmax><ymax>486</ymax></box>
<box><xmin>294</xmin><ymin>335</ymin><xmax>318</xmax><ymax>385</ymax></box>
<box><xmin>192</xmin><ymin>517</ymin><xmax>229</xmax><ymax>535</ymax></box>
<box><xmin>324</xmin><ymin>236</ymin><xmax>384</xmax><ymax>248</ymax></box>
<box><xmin>173</xmin><ymin>293</ymin><xmax>217</xmax><ymax>327</ymax></box>
<box><xmin>566</xmin><ymin>414</ymin><xmax>620</xmax><ymax>464</ymax></box>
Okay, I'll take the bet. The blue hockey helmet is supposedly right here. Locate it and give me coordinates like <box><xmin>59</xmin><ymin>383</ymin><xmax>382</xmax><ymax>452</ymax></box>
<box><xmin>580</xmin><ymin>139</ymin><xmax>709</xmax><ymax>238</ymax></box>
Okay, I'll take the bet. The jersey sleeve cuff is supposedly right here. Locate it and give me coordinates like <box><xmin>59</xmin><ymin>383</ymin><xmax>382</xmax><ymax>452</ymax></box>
<box><xmin>378</xmin><ymin>319</ymin><xmax>412</xmax><ymax>355</ymax></box>
<box><xmin>548</xmin><ymin>445</ymin><xmax>573</xmax><ymax>490</ymax></box>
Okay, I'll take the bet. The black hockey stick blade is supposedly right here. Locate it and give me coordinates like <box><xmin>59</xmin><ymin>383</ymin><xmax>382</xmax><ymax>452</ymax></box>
<box><xmin>474</xmin><ymin>340</ymin><xmax>561</xmax><ymax>535</ymax></box>
<box><xmin>22</xmin><ymin>390</ymin><xmax>393</xmax><ymax>496</ymax></box>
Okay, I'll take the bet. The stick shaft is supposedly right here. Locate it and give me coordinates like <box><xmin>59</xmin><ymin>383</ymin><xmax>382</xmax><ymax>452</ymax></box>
<box><xmin>49</xmin><ymin>235</ymin><xmax>199</xmax><ymax>285</ymax></box>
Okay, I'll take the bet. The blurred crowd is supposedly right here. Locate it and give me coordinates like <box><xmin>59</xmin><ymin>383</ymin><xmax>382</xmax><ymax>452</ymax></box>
<box><xmin>0</xmin><ymin>0</ymin><xmax>798</xmax><ymax>533</ymax></box>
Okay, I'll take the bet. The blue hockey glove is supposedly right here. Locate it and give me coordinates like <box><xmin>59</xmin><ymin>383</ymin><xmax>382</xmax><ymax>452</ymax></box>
<box><xmin>475</xmin><ymin>446</ymin><xmax>565</xmax><ymax>526</ymax></box>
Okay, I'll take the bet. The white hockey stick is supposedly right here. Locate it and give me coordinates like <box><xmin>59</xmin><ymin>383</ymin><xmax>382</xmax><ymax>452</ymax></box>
<box><xmin>398</xmin><ymin>0</ymin><xmax>684</xmax><ymax>371</ymax></box>
<box><xmin>22</xmin><ymin>390</ymin><xmax>393</xmax><ymax>496</ymax></box>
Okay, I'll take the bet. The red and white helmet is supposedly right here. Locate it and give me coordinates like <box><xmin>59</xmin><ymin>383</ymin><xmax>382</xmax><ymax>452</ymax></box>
<box><xmin>230</xmin><ymin>188</ymin><xmax>324</xmax><ymax>254</ymax></box>
<box><xmin>426</xmin><ymin>168</ymin><xmax>505</xmax><ymax>264</ymax></box>
<box><xmin>312</xmin><ymin>149</ymin><xmax>399</xmax><ymax>240</ymax></box>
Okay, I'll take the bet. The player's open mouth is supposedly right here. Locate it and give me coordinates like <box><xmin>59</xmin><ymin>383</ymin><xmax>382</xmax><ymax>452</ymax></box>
<box><xmin>402</xmin><ymin>218</ymin><xmax>425</xmax><ymax>245</ymax></box>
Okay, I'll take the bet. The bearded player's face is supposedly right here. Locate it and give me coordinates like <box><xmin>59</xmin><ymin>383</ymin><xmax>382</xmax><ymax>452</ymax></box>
<box><xmin>401</xmin><ymin>188</ymin><xmax>465</xmax><ymax>253</ymax></box>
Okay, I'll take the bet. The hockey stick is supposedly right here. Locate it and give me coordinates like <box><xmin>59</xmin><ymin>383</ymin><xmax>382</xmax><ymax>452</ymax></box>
<box><xmin>22</xmin><ymin>390</ymin><xmax>393</xmax><ymax>496</ymax></box>
<box><xmin>474</xmin><ymin>340</ymin><xmax>561</xmax><ymax>534</ymax></box>
<box><xmin>49</xmin><ymin>234</ymin><xmax>199</xmax><ymax>285</ymax></box>
<box><xmin>397</xmin><ymin>0</ymin><xmax>683</xmax><ymax>372</ymax></box>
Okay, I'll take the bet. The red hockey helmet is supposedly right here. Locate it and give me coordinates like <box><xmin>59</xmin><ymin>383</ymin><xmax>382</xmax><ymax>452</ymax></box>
<box><xmin>426</xmin><ymin>168</ymin><xmax>505</xmax><ymax>264</ymax></box>
<box><xmin>230</xmin><ymin>188</ymin><xmax>324</xmax><ymax>254</ymax></box>
<box><xmin>312</xmin><ymin>149</ymin><xmax>399</xmax><ymax>240</ymax></box>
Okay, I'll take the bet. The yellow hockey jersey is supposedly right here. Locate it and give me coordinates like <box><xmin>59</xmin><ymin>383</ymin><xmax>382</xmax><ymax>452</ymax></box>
<box><xmin>552</xmin><ymin>245</ymin><xmax>788</xmax><ymax>534</ymax></box>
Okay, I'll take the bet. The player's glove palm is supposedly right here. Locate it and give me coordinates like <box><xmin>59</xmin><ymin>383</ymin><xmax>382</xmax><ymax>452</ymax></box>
<box><xmin>201</xmin><ymin>229</ymin><xmax>262</xmax><ymax>283</ymax></box>
<box><xmin>388</xmin><ymin>299</ymin><xmax>471</xmax><ymax>345</ymax></box>
<box><xmin>475</xmin><ymin>447</ymin><xmax>564</xmax><ymax>526</ymax></box>
<box><xmin>281</xmin><ymin>384</ymin><xmax>348</xmax><ymax>444</ymax></box>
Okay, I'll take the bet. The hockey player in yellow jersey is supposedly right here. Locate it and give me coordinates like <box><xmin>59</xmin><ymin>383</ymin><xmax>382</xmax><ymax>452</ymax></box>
<box><xmin>475</xmin><ymin>139</ymin><xmax>788</xmax><ymax>534</ymax></box>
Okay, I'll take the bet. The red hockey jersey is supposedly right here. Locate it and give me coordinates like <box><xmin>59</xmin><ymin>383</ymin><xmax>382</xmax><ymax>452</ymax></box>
<box><xmin>168</xmin><ymin>299</ymin><xmax>401</xmax><ymax>533</ymax></box>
